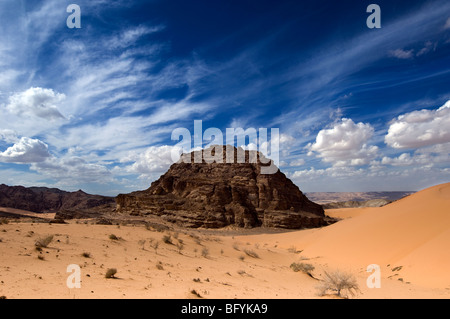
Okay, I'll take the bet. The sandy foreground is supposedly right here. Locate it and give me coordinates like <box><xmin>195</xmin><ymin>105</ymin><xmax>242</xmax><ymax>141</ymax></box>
<box><xmin>0</xmin><ymin>183</ymin><xmax>449</xmax><ymax>299</ymax></box>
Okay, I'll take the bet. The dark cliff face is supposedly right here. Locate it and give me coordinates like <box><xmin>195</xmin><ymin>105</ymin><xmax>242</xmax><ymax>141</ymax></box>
<box><xmin>0</xmin><ymin>184</ymin><xmax>114</xmax><ymax>213</ymax></box>
<box><xmin>116</xmin><ymin>146</ymin><xmax>329</xmax><ymax>229</ymax></box>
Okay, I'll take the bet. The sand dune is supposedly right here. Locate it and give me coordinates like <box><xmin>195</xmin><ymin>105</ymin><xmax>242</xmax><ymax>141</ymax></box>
<box><xmin>239</xmin><ymin>183</ymin><xmax>450</xmax><ymax>290</ymax></box>
<box><xmin>0</xmin><ymin>183</ymin><xmax>449</xmax><ymax>299</ymax></box>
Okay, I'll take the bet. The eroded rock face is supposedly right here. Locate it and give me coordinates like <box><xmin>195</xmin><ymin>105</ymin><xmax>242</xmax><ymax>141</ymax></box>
<box><xmin>116</xmin><ymin>145</ymin><xmax>329</xmax><ymax>229</ymax></box>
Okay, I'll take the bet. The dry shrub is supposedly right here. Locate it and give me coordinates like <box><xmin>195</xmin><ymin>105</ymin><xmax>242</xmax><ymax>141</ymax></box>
<box><xmin>190</xmin><ymin>289</ymin><xmax>202</xmax><ymax>298</ymax></box>
<box><xmin>35</xmin><ymin>235</ymin><xmax>54</xmax><ymax>248</ymax></box>
<box><xmin>162</xmin><ymin>235</ymin><xmax>173</xmax><ymax>244</ymax></box>
<box><xmin>150</xmin><ymin>240</ymin><xmax>159</xmax><ymax>254</ymax></box>
<box><xmin>317</xmin><ymin>270</ymin><xmax>359</xmax><ymax>298</ymax></box>
<box><xmin>201</xmin><ymin>247</ymin><xmax>209</xmax><ymax>258</ymax></box>
<box><xmin>244</xmin><ymin>249</ymin><xmax>259</xmax><ymax>259</ymax></box>
<box><xmin>105</xmin><ymin>268</ymin><xmax>117</xmax><ymax>278</ymax></box>
<box><xmin>109</xmin><ymin>234</ymin><xmax>119</xmax><ymax>240</ymax></box>
<box><xmin>290</xmin><ymin>262</ymin><xmax>315</xmax><ymax>276</ymax></box>
<box><xmin>176</xmin><ymin>241</ymin><xmax>185</xmax><ymax>254</ymax></box>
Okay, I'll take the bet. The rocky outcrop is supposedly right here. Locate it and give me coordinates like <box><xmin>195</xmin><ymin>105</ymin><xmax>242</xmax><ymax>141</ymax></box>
<box><xmin>116</xmin><ymin>145</ymin><xmax>331</xmax><ymax>229</ymax></box>
<box><xmin>322</xmin><ymin>199</ymin><xmax>391</xmax><ymax>209</ymax></box>
<box><xmin>0</xmin><ymin>184</ymin><xmax>115</xmax><ymax>214</ymax></box>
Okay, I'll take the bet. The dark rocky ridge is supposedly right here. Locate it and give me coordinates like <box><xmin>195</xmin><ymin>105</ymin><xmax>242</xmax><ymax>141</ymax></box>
<box><xmin>0</xmin><ymin>184</ymin><xmax>115</xmax><ymax>215</ymax></box>
<box><xmin>116</xmin><ymin>145</ymin><xmax>332</xmax><ymax>229</ymax></box>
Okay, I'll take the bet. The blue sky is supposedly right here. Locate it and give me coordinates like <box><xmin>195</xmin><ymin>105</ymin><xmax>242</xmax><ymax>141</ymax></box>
<box><xmin>0</xmin><ymin>0</ymin><xmax>449</xmax><ymax>195</ymax></box>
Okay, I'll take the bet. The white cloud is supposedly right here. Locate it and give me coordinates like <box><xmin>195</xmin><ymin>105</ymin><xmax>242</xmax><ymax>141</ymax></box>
<box><xmin>290</xmin><ymin>164</ymin><xmax>450</xmax><ymax>192</ymax></box>
<box><xmin>444</xmin><ymin>17</ymin><xmax>450</xmax><ymax>30</ymax></box>
<box><xmin>381</xmin><ymin>153</ymin><xmax>415</xmax><ymax>166</ymax></box>
<box><xmin>30</xmin><ymin>156</ymin><xmax>112</xmax><ymax>184</ymax></box>
<box><xmin>241</xmin><ymin>143</ymin><xmax>258</xmax><ymax>151</ymax></box>
<box><xmin>292</xmin><ymin>166</ymin><xmax>366</xmax><ymax>180</ymax></box>
<box><xmin>290</xmin><ymin>158</ymin><xmax>305</xmax><ymax>166</ymax></box>
<box><xmin>279</xmin><ymin>133</ymin><xmax>295</xmax><ymax>145</ymax></box>
<box><xmin>389</xmin><ymin>42</ymin><xmax>437</xmax><ymax>60</ymax></box>
<box><xmin>381</xmin><ymin>143</ymin><xmax>450</xmax><ymax>167</ymax></box>
<box><xmin>385</xmin><ymin>100</ymin><xmax>450</xmax><ymax>149</ymax></box>
<box><xmin>104</xmin><ymin>25</ymin><xmax>164</xmax><ymax>49</ymax></box>
<box><xmin>388</xmin><ymin>48</ymin><xmax>414</xmax><ymax>59</ymax></box>
<box><xmin>0</xmin><ymin>137</ymin><xmax>50</xmax><ymax>163</ymax></box>
<box><xmin>308</xmin><ymin>118</ymin><xmax>378</xmax><ymax>166</ymax></box>
<box><xmin>5</xmin><ymin>87</ymin><xmax>66</xmax><ymax>120</ymax></box>
<box><xmin>0</xmin><ymin>129</ymin><xmax>19</xmax><ymax>144</ymax></box>
<box><xmin>123</xmin><ymin>145</ymin><xmax>183</xmax><ymax>178</ymax></box>
<box><xmin>416</xmin><ymin>41</ymin><xmax>436</xmax><ymax>57</ymax></box>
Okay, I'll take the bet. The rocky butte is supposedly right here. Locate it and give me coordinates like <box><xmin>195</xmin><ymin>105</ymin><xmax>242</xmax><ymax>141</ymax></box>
<box><xmin>116</xmin><ymin>145</ymin><xmax>332</xmax><ymax>229</ymax></box>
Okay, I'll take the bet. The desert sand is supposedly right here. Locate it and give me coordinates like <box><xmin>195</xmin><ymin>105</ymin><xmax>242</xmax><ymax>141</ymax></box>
<box><xmin>0</xmin><ymin>183</ymin><xmax>449</xmax><ymax>299</ymax></box>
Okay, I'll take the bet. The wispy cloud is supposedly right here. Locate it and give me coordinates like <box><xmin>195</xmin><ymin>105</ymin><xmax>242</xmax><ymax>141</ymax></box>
<box><xmin>0</xmin><ymin>1</ymin><xmax>449</xmax><ymax>193</ymax></box>
<box><xmin>444</xmin><ymin>17</ymin><xmax>450</xmax><ymax>30</ymax></box>
<box><xmin>389</xmin><ymin>48</ymin><xmax>414</xmax><ymax>59</ymax></box>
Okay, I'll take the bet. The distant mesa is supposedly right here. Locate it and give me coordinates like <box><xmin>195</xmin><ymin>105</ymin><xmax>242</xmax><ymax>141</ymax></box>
<box><xmin>307</xmin><ymin>191</ymin><xmax>416</xmax><ymax>207</ymax></box>
<box><xmin>0</xmin><ymin>184</ymin><xmax>115</xmax><ymax>219</ymax></box>
<box><xmin>116</xmin><ymin>145</ymin><xmax>331</xmax><ymax>229</ymax></box>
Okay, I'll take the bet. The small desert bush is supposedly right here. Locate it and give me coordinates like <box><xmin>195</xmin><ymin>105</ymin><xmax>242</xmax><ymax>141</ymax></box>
<box><xmin>237</xmin><ymin>270</ymin><xmax>252</xmax><ymax>277</ymax></box>
<box><xmin>238</xmin><ymin>255</ymin><xmax>245</xmax><ymax>261</ymax></box>
<box><xmin>244</xmin><ymin>249</ymin><xmax>259</xmax><ymax>259</ymax></box>
<box><xmin>317</xmin><ymin>270</ymin><xmax>359</xmax><ymax>299</ymax></box>
<box><xmin>37</xmin><ymin>255</ymin><xmax>45</xmax><ymax>261</ymax></box>
<box><xmin>105</xmin><ymin>268</ymin><xmax>117</xmax><ymax>278</ymax></box>
<box><xmin>201</xmin><ymin>247</ymin><xmax>209</xmax><ymax>258</ymax></box>
<box><xmin>176</xmin><ymin>241</ymin><xmax>185</xmax><ymax>254</ymax></box>
<box><xmin>35</xmin><ymin>235</ymin><xmax>54</xmax><ymax>248</ymax></box>
<box><xmin>0</xmin><ymin>218</ymin><xmax>9</xmax><ymax>225</ymax></box>
<box><xmin>288</xmin><ymin>246</ymin><xmax>301</xmax><ymax>253</ymax></box>
<box><xmin>109</xmin><ymin>234</ymin><xmax>119</xmax><ymax>240</ymax></box>
<box><xmin>190</xmin><ymin>289</ymin><xmax>202</xmax><ymax>298</ymax></box>
<box><xmin>138</xmin><ymin>239</ymin><xmax>146</xmax><ymax>250</ymax></box>
<box><xmin>156</xmin><ymin>262</ymin><xmax>164</xmax><ymax>270</ymax></box>
<box><xmin>150</xmin><ymin>240</ymin><xmax>159</xmax><ymax>254</ymax></box>
<box><xmin>81</xmin><ymin>252</ymin><xmax>91</xmax><ymax>258</ymax></box>
<box><xmin>162</xmin><ymin>235</ymin><xmax>173</xmax><ymax>244</ymax></box>
<box><xmin>290</xmin><ymin>262</ymin><xmax>315</xmax><ymax>275</ymax></box>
